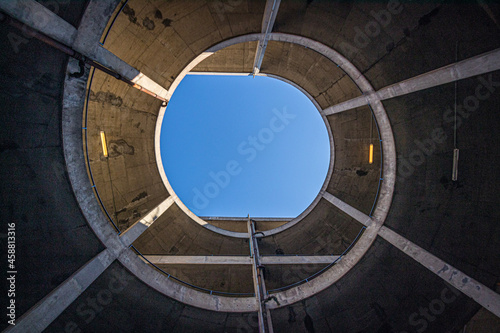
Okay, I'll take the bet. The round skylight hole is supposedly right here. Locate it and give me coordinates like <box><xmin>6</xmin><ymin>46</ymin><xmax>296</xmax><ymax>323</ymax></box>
<box><xmin>160</xmin><ymin>74</ymin><xmax>330</xmax><ymax>218</ymax></box>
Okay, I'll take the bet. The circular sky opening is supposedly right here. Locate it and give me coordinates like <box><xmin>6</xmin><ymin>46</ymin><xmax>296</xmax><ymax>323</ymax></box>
<box><xmin>160</xmin><ymin>74</ymin><xmax>330</xmax><ymax>218</ymax></box>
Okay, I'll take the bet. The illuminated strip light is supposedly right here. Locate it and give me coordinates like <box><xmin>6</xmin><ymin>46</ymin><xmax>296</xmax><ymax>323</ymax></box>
<box><xmin>452</xmin><ymin>148</ymin><xmax>459</xmax><ymax>181</ymax></box>
<box><xmin>100</xmin><ymin>131</ymin><xmax>108</xmax><ymax>157</ymax></box>
<box><xmin>369</xmin><ymin>144</ymin><xmax>374</xmax><ymax>164</ymax></box>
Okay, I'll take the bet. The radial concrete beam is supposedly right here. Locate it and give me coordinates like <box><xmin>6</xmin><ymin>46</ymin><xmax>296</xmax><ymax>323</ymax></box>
<box><xmin>120</xmin><ymin>196</ymin><xmax>175</xmax><ymax>247</ymax></box>
<box><xmin>260</xmin><ymin>255</ymin><xmax>340</xmax><ymax>265</ymax></box>
<box><xmin>140</xmin><ymin>255</ymin><xmax>341</xmax><ymax>265</ymax></box>
<box><xmin>0</xmin><ymin>0</ymin><xmax>168</xmax><ymax>99</ymax></box>
<box><xmin>0</xmin><ymin>0</ymin><xmax>77</xmax><ymax>46</ymax></box>
<box><xmin>323</xmin><ymin>192</ymin><xmax>500</xmax><ymax>316</ymax></box>
<box><xmin>143</xmin><ymin>255</ymin><xmax>253</xmax><ymax>265</ymax></box>
<box><xmin>323</xmin><ymin>192</ymin><xmax>373</xmax><ymax>227</ymax></box>
<box><xmin>5</xmin><ymin>250</ymin><xmax>115</xmax><ymax>333</ymax></box>
<box><xmin>61</xmin><ymin>10</ymin><xmax>259</xmax><ymax>317</ymax></box>
<box><xmin>378</xmin><ymin>226</ymin><xmax>500</xmax><ymax>317</ymax></box>
<box><xmin>252</xmin><ymin>0</ymin><xmax>281</xmax><ymax>74</ymax></box>
<box><xmin>324</xmin><ymin>47</ymin><xmax>500</xmax><ymax>115</ymax></box>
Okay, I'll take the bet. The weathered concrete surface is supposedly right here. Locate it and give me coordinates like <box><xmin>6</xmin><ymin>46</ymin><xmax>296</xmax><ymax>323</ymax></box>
<box><xmin>46</xmin><ymin>261</ymin><xmax>260</xmax><ymax>332</ymax></box>
<box><xmin>87</xmin><ymin>69</ymin><xmax>168</xmax><ymax>231</ymax></box>
<box><xmin>1</xmin><ymin>0</ymin><xmax>500</xmax><ymax>332</ymax></box>
<box><xmin>327</xmin><ymin>106</ymin><xmax>382</xmax><ymax>215</ymax></box>
<box><xmin>251</xmin><ymin>0</ymin><xmax>281</xmax><ymax>75</ymax></box>
<box><xmin>133</xmin><ymin>202</ymin><xmax>250</xmax><ymax>255</ymax></box>
<box><xmin>258</xmin><ymin>199</ymin><xmax>364</xmax><ymax>256</ymax></box>
<box><xmin>465</xmin><ymin>308</ymin><xmax>500</xmax><ymax>333</ymax></box>
<box><xmin>139</xmin><ymin>262</ymin><xmax>330</xmax><ymax>296</ymax></box>
<box><xmin>120</xmin><ymin>196</ymin><xmax>175</xmax><ymax>246</ymax></box>
<box><xmin>269</xmin><ymin>237</ymin><xmax>483</xmax><ymax>333</ymax></box>
<box><xmin>200</xmin><ymin>217</ymin><xmax>289</xmax><ymax>232</ymax></box>
<box><xmin>155</xmin><ymin>263</ymin><xmax>254</xmax><ymax>294</ymax></box>
<box><xmin>261</xmin><ymin>41</ymin><xmax>361</xmax><ymax>109</ymax></box>
<box><xmin>379</xmin><ymin>225</ymin><xmax>500</xmax><ymax>317</ymax></box>
<box><xmin>0</xmin><ymin>2</ymin><xmax>105</xmax><ymax>330</ymax></box>
<box><xmin>143</xmin><ymin>255</ymin><xmax>339</xmax><ymax>265</ymax></box>
<box><xmin>324</xmin><ymin>47</ymin><xmax>500</xmax><ymax>115</ymax></box>
<box><xmin>193</xmin><ymin>41</ymin><xmax>257</xmax><ymax>73</ymax></box>
<box><xmin>382</xmin><ymin>73</ymin><xmax>500</xmax><ymax>290</ymax></box>
<box><xmin>0</xmin><ymin>0</ymin><xmax>78</xmax><ymax>47</ymax></box>
<box><xmin>5</xmin><ymin>250</ymin><xmax>114</xmax><ymax>333</ymax></box>
<box><xmin>101</xmin><ymin>0</ymin><xmax>266</xmax><ymax>89</ymax></box>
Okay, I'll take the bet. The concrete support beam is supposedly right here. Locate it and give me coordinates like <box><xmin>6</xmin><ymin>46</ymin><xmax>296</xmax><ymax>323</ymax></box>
<box><xmin>140</xmin><ymin>255</ymin><xmax>340</xmax><ymax>265</ymax></box>
<box><xmin>252</xmin><ymin>0</ymin><xmax>281</xmax><ymax>75</ymax></box>
<box><xmin>323</xmin><ymin>192</ymin><xmax>373</xmax><ymax>227</ymax></box>
<box><xmin>324</xmin><ymin>47</ymin><xmax>500</xmax><ymax>115</ymax></box>
<box><xmin>143</xmin><ymin>255</ymin><xmax>253</xmax><ymax>265</ymax></box>
<box><xmin>0</xmin><ymin>0</ymin><xmax>168</xmax><ymax>99</ymax></box>
<box><xmin>378</xmin><ymin>226</ymin><xmax>500</xmax><ymax>317</ymax></box>
<box><xmin>120</xmin><ymin>196</ymin><xmax>175</xmax><ymax>246</ymax></box>
<box><xmin>260</xmin><ymin>255</ymin><xmax>340</xmax><ymax>265</ymax></box>
<box><xmin>5</xmin><ymin>250</ymin><xmax>114</xmax><ymax>332</ymax></box>
<box><xmin>323</xmin><ymin>192</ymin><xmax>500</xmax><ymax>316</ymax></box>
<box><xmin>75</xmin><ymin>0</ymin><xmax>167</xmax><ymax>98</ymax></box>
<box><xmin>69</xmin><ymin>0</ymin><xmax>140</xmax><ymax>79</ymax></box>
<box><xmin>61</xmin><ymin>12</ymin><xmax>259</xmax><ymax>316</ymax></box>
<box><xmin>93</xmin><ymin>45</ymin><xmax>139</xmax><ymax>81</ymax></box>
<box><xmin>0</xmin><ymin>0</ymin><xmax>77</xmax><ymax>47</ymax></box>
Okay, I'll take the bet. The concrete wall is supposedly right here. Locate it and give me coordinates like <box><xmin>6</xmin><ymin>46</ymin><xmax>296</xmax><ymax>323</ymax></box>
<box><xmin>133</xmin><ymin>203</ymin><xmax>250</xmax><ymax>255</ymax></box>
<box><xmin>1</xmin><ymin>0</ymin><xmax>499</xmax><ymax>332</ymax></box>
<box><xmin>87</xmin><ymin>70</ymin><xmax>168</xmax><ymax>231</ymax></box>
<box><xmin>0</xmin><ymin>0</ymin><xmax>104</xmax><ymax>328</ymax></box>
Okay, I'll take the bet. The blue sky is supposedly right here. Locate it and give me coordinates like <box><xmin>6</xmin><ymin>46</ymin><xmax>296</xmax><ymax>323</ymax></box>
<box><xmin>160</xmin><ymin>74</ymin><xmax>330</xmax><ymax>218</ymax></box>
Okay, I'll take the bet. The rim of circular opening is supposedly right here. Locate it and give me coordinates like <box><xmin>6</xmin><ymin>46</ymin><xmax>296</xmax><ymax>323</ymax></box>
<box><xmin>156</xmin><ymin>32</ymin><xmax>396</xmax><ymax>306</ymax></box>
<box><xmin>155</xmin><ymin>37</ymin><xmax>335</xmax><ymax>239</ymax></box>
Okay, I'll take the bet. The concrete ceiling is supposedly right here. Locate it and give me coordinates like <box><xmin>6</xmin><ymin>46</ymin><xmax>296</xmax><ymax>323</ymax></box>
<box><xmin>0</xmin><ymin>0</ymin><xmax>499</xmax><ymax>332</ymax></box>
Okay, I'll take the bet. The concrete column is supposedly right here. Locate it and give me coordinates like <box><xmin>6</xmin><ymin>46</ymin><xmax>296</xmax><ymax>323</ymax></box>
<box><xmin>120</xmin><ymin>196</ymin><xmax>175</xmax><ymax>247</ymax></box>
<box><xmin>5</xmin><ymin>250</ymin><xmax>115</xmax><ymax>332</ymax></box>
<box><xmin>324</xmin><ymin>47</ymin><xmax>500</xmax><ymax>115</ymax></box>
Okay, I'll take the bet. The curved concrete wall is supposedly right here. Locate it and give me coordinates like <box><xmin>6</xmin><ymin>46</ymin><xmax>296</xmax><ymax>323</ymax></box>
<box><xmin>1</xmin><ymin>0</ymin><xmax>499</xmax><ymax>332</ymax></box>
